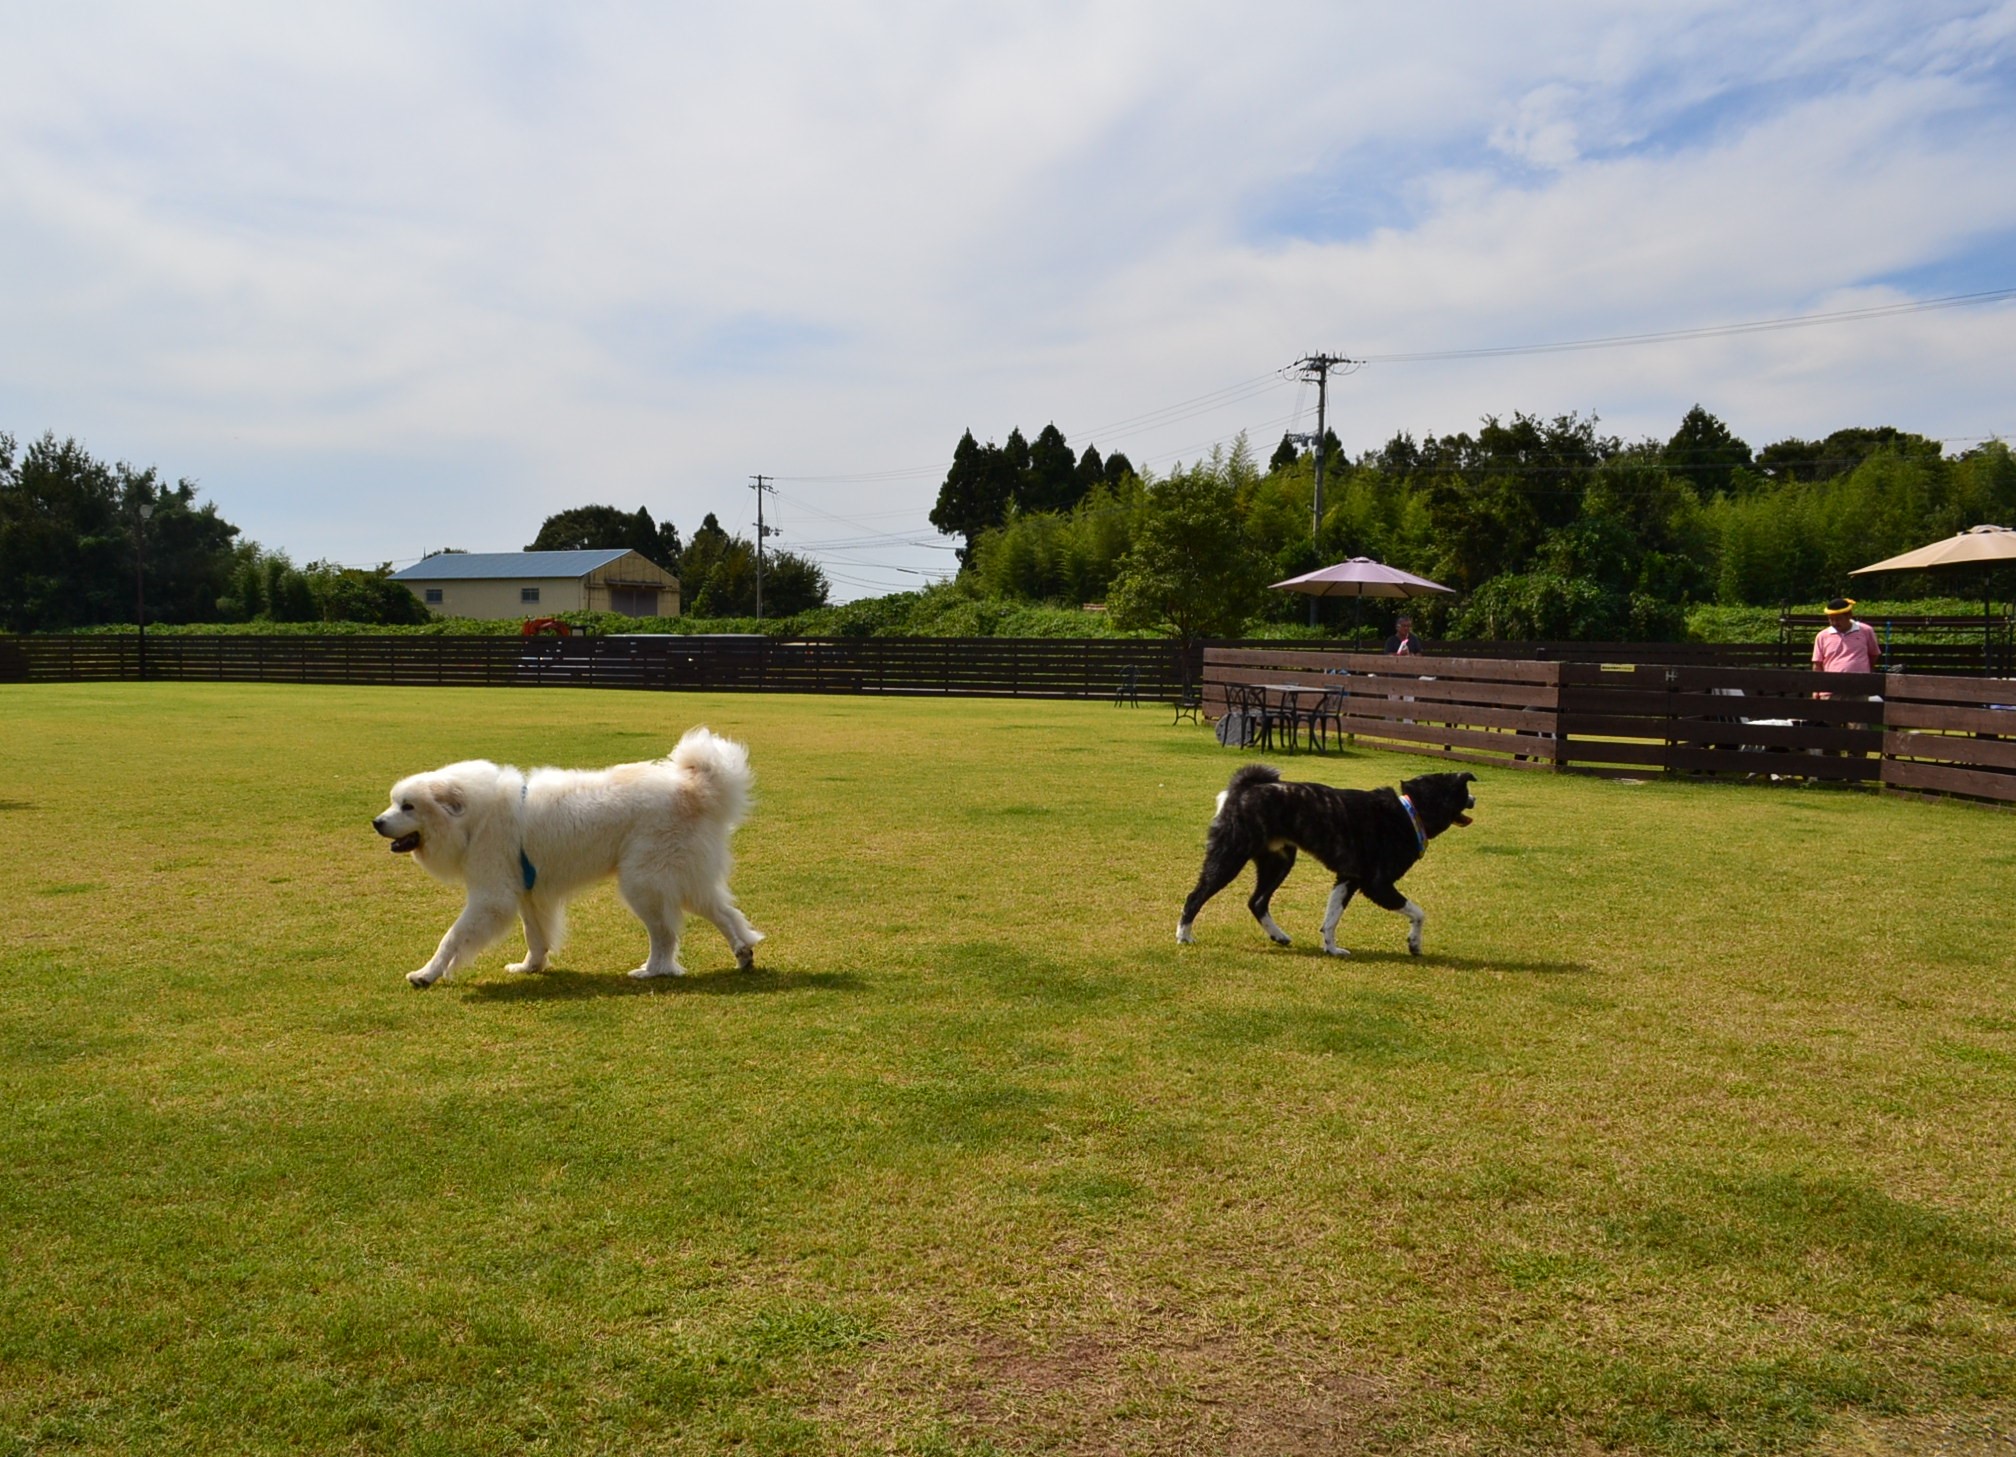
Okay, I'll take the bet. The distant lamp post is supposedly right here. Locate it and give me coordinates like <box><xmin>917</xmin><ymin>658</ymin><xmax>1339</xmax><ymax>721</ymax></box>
<box><xmin>135</xmin><ymin>501</ymin><xmax>154</xmax><ymax>681</ymax></box>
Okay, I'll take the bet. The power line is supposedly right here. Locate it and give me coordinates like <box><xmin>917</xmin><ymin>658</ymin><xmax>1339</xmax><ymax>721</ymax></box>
<box><xmin>1360</xmin><ymin>288</ymin><xmax>2016</xmax><ymax>364</ymax></box>
<box><xmin>720</xmin><ymin>287</ymin><xmax>2013</xmax><ymax>560</ymax></box>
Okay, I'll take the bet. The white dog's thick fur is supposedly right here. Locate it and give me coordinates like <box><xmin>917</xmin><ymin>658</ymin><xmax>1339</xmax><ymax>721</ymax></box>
<box><xmin>372</xmin><ymin>726</ymin><xmax>763</xmax><ymax>988</ymax></box>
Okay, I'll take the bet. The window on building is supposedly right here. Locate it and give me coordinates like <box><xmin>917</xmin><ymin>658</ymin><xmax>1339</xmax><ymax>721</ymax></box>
<box><xmin>425</xmin><ymin>588</ymin><xmax>443</xmax><ymax>605</ymax></box>
<box><xmin>521</xmin><ymin>587</ymin><xmax>541</xmax><ymax>604</ymax></box>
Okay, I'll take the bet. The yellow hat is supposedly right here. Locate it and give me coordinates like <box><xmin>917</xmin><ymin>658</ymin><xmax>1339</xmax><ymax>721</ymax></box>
<box><xmin>1824</xmin><ymin>597</ymin><xmax>1855</xmax><ymax>616</ymax></box>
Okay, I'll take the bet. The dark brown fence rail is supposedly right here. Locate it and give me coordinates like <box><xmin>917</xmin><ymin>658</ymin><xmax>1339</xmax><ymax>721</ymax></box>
<box><xmin>1880</xmin><ymin>672</ymin><xmax>2016</xmax><ymax>802</ymax></box>
<box><xmin>1557</xmin><ymin>662</ymin><xmax>1887</xmax><ymax>783</ymax></box>
<box><xmin>11</xmin><ymin>633</ymin><xmax>2015</xmax><ymax>804</ymax></box>
<box><xmin>10</xmin><ymin>629</ymin><xmax>2011</xmax><ymax>692</ymax></box>
<box><xmin>1202</xmin><ymin>646</ymin><xmax>2016</xmax><ymax>805</ymax></box>
<box><xmin>0</xmin><ymin>633</ymin><xmax>1199</xmax><ymax>700</ymax></box>
<box><xmin>1204</xmin><ymin>647</ymin><xmax>1561</xmax><ymax>772</ymax></box>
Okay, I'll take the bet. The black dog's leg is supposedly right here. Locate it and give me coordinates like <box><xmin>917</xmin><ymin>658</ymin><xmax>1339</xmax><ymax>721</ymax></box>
<box><xmin>1178</xmin><ymin>843</ymin><xmax>1250</xmax><ymax>944</ymax></box>
<box><xmin>1320</xmin><ymin>879</ymin><xmax>1358</xmax><ymax>956</ymax></box>
<box><xmin>1246</xmin><ymin>847</ymin><xmax>1297</xmax><ymax>944</ymax></box>
<box><xmin>1360</xmin><ymin>880</ymin><xmax>1427</xmax><ymax>955</ymax></box>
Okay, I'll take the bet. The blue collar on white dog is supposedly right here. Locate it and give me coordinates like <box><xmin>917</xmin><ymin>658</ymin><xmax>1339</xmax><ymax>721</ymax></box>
<box><xmin>1398</xmin><ymin>792</ymin><xmax>1427</xmax><ymax>856</ymax></box>
<box><xmin>518</xmin><ymin>780</ymin><xmax>537</xmax><ymax>891</ymax></box>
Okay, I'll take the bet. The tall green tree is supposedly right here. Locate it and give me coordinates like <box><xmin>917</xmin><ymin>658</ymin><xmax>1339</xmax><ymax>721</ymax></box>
<box><xmin>0</xmin><ymin>432</ymin><xmax>240</xmax><ymax>631</ymax></box>
<box><xmin>527</xmin><ymin>504</ymin><xmax>680</xmax><ymax>574</ymax></box>
<box><xmin>680</xmin><ymin>513</ymin><xmax>829</xmax><ymax>617</ymax></box>
<box><xmin>1019</xmin><ymin>422</ymin><xmax>1081</xmax><ymax>515</ymax></box>
<box><xmin>929</xmin><ymin>430</ymin><xmax>1012</xmax><ymax>567</ymax></box>
<box><xmin>1074</xmin><ymin>443</ymin><xmax>1107</xmax><ymax>495</ymax></box>
<box><xmin>305</xmin><ymin>561</ymin><xmax>434</xmax><ymax>625</ymax></box>
<box><xmin>1662</xmin><ymin>405</ymin><xmax>1752</xmax><ymax>496</ymax></box>
<box><xmin>679</xmin><ymin>513</ymin><xmax>731</xmax><ymax>592</ymax></box>
<box><xmin>1107</xmin><ymin>449</ymin><xmax>1267</xmax><ymax>669</ymax></box>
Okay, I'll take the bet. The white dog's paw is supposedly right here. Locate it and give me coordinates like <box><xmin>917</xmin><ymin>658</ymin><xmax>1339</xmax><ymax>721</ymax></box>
<box><xmin>1323</xmin><ymin>945</ymin><xmax>1352</xmax><ymax>959</ymax></box>
<box><xmin>1176</xmin><ymin>922</ymin><xmax>1195</xmax><ymax>945</ymax></box>
<box><xmin>629</xmin><ymin>963</ymin><xmax>687</xmax><ymax>980</ymax></box>
<box><xmin>407</xmin><ymin>968</ymin><xmax>439</xmax><ymax>988</ymax></box>
<box><xmin>505</xmin><ymin>958</ymin><xmax>545</xmax><ymax>974</ymax></box>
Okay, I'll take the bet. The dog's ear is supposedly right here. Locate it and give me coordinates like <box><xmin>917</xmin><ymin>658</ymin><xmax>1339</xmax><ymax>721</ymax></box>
<box><xmin>1460</xmin><ymin>771</ymin><xmax>1477</xmax><ymax>784</ymax></box>
<box><xmin>433</xmin><ymin>780</ymin><xmax>467</xmax><ymax>817</ymax></box>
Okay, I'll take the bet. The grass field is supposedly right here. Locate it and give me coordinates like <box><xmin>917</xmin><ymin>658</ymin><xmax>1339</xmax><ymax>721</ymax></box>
<box><xmin>3</xmin><ymin>683</ymin><xmax>2012</xmax><ymax>1456</ymax></box>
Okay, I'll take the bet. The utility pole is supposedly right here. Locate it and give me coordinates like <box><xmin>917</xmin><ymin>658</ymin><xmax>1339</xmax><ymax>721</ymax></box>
<box><xmin>749</xmin><ymin>474</ymin><xmax>778</xmax><ymax>619</ymax></box>
<box><xmin>1289</xmin><ymin>352</ymin><xmax>1361</xmax><ymax>627</ymax></box>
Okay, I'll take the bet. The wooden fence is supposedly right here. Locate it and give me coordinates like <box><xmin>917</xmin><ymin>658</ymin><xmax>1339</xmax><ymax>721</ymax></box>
<box><xmin>10</xmin><ymin>632</ymin><xmax>2015</xmax><ymax>804</ymax></box>
<box><xmin>7</xmin><ymin>624</ymin><xmax>2010</xmax><ymax>692</ymax></box>
<box><xmin>1204</xmin><ymin>647</ymin><xmax>1562</xmax><ymax>773</ymax></box>
<box><xmin>0</xmin><ymin>633</ymin><xmax>1195</xmax><ymax>700</ymax></box>
<box><xmin>1202</xmin><ymin>645</ymin><xmax>2016</xmax><ymax>804</ymax></box>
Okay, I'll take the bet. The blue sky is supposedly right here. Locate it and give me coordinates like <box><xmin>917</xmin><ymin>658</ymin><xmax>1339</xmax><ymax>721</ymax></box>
<box><xmin>3</xmin><ymin>2</ymin><xmax>2013</xmax><ymax>600</ymax></box>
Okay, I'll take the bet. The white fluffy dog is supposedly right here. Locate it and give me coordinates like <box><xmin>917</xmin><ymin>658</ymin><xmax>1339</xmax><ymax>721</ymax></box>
<box><xmin>372</xmin><ymin>726</ymin><xmax>763</xmax><ymax>989</ymax></box>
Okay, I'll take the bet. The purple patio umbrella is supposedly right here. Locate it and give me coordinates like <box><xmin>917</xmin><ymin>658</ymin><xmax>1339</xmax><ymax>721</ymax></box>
<box><xmin>1269</xmin><ymin>557</ymin><xmax>1456</xmax><ymax>645</ymax></box>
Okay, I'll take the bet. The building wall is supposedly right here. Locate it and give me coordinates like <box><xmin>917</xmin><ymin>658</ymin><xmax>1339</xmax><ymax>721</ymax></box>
<box><xmin>584</xmin><ymin>558</ymin><xmax>680</xmax><ymax>617</ymax></box>
<box><xmin>406</xmin><ymin>577</ymin><xmax>587</xmax><ymax>620</ymax></box>
<box><xmin>402</xmin><ymin>553</ymin><xmax>681</xmax><ymax>620</ymax></box>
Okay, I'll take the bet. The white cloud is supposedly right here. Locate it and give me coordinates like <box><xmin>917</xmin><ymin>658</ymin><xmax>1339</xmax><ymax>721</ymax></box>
<box><xmin>2</xmin><ymin>2</ymin><xmax>2013</xmax><ymax>593</ymax></box>
<box><xmin>1491</xmin><ymin>84</ymin><xmax>1586</xmax><ymax>171</ymax></box>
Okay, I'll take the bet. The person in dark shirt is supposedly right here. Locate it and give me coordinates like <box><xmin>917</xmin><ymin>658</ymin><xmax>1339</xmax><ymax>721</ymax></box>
<box><xmin>1384</xmin><ymin>614</ymin><xmax>1419</xmax><ymax>655</ymax></box>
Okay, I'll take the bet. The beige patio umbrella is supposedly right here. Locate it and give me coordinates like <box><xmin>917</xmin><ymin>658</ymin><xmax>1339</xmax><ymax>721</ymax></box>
<box><xmin>1849</xmin><ymin>524</ymin><xmax>2016</xmax><ymax>576</ymax></box>
<box><xmin>1849</xmin><ymin>524</ymin><xmax>2016</xmax><ymax>670</ymax></box>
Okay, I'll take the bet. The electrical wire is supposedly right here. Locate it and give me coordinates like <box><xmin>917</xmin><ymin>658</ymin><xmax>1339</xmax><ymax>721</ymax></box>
<box><xmin>711</xmin><ymin>287</ymin><xmax>2013</xmax><ymax>571</ymax></box>
<box><xmin>1359</xmin><ymin>288</ymin><xmax>2016</xmax><ymax>364</ymax></box>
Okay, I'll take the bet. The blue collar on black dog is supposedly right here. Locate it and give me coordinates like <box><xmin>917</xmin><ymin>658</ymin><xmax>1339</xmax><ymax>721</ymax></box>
<box><xmin>1398</xmin><ymin>792</ymin><xmax>1427</xmax><ymax>856</ymax></box>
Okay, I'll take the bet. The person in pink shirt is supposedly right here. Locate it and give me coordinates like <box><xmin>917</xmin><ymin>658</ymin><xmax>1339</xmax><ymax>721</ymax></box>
<box><xmin>1812</xmin><ymin>597</ymin><xmax>1880</xmax><ymax>675</ymax></box>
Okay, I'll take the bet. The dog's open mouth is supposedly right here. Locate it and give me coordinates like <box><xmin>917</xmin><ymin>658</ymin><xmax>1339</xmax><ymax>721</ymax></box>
<box><xmin>389</xmin><ymin>832</ymin><xmax>421</xmax><ymax>854</ymax></box>
<box><xmin>1453</xmin><ymin>812</ymin><xmax>1473</xmax><ymax>827</ymax></box>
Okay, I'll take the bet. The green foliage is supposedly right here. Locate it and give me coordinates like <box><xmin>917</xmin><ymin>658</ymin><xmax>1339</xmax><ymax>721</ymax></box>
<box><xmin>1757</xmin><ymin>426</ymin><xmax>1946</xmax><ymax>485</ymax></box>
<box><xmin>303</xmin><ymin>561</ymin><xmax>435</xmax><ymax>626</ymax></box>
<box><xmin>1703</xmin><ymin>442</ymin><xmax>2016</xmax><ymax>606</ymax></box>
<box><xmin>15</xmin><ymin>413</ymin><xmax>2011</xmax><ymax>646</ymax></box>
<box><xmin>968</xmin><ymin>477</ymin><xmax>1141</xmax><ymax>605</ymax></box>
<box><xmin>527</xmin><ymin>503</ymin><xmax>681</xmax><ymax>573</ymax></box>
<box><xmin>1455</xmin><ymin>571</ymin><xmax>1682</xmax><ymax>641</ymax></box>
<box><xmin>950</xmin><ymin>408</ymin><xmax>2011</xmax><ymax>643</ymax></box>
<box><xmin>1106</xmin><ymin>442</ymin><xmax>1269</xmax><ymax>650</ymax></box>
<box><xmin>1021</xmin><ymin>422</ymin><xmax>1082</xmax><ymax>515</ymax></box>
<box><xmin>677</xmin><ymin>513</ymin><xmax>828</xmax><ymax>618</ymax></box>
<box><xmin>931</xmin><ymin>424</ymin><xmax>1134</xmax><ymax>567</ymax></box>
<box><xmin>0</xmin><ymin>431</ymin><xmax>242</xmax><ymax>631</ymax></box>
<box><xmin>215</xmin><ymin>548</ymin><xmax>427</xmax><ymax>626</ymax></box>
<box><xmin>1663</xmin><ymin>403</ymin><xmax>1753</xmax><ymax>495</ymax></box>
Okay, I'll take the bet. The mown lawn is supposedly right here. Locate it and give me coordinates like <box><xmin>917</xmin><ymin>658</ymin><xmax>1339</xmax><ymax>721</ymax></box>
<box><xmin>2</xmin><ymin>683</ymin><xmax>2011</xmax><ymax>1456</ymax></box>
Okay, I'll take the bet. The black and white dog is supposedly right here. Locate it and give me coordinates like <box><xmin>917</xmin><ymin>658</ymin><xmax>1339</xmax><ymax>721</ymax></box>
<box><xmin>1177</xmin><ymin>765</ymin><xmax>1477</xmax><ymax>956</ymax></box>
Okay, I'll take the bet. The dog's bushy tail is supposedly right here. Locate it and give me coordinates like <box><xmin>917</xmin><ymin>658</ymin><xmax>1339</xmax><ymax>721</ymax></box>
<box><xmin>1225</xmin><ymin>764</ymin><xmax>1281</xmax><ymax>796</ymax></box>
<box><xmin>1214</xmin><ymin>762</ymin><xmax>1280</xmax><ymax>819</ymax></box>
<box><xmin>671</xmin><ymin>726</ymin><xmax>755</xmax><ymax>828</ymax></box>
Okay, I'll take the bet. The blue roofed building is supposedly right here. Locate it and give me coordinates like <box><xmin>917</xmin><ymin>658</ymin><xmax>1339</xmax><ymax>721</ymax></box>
<box><xmin>389</xmin><ymin>549</ymin><xmax>680</xmax><ymax>620</ymax></box>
